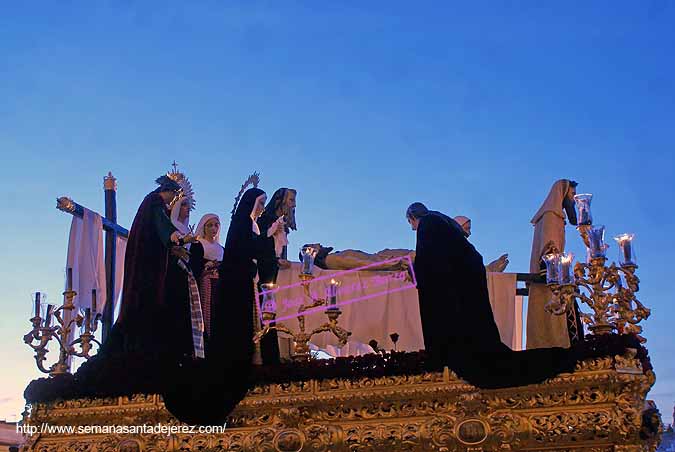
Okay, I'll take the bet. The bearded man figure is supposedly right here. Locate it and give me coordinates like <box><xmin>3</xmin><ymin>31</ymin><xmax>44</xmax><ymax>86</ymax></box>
<box><xmin>256</xmin><ymin>188</ymin><xmax>297</xmax><ymax>364</ymax></box>
<box><xmin>258</xmin><ymin>188</ymin><xmax>297</xmax><ymax>263</ymax></box>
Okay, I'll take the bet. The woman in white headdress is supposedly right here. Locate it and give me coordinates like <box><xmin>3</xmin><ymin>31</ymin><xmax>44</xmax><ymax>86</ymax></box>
<box><xmin>170</xmin><ymin>197</ymin><xmax>192</xmax><ymax>237</ymax></box>
<box><xmin>190</xmin><ymin>214</ymin><xmax>224</xmax><ymax>340</ymax></box>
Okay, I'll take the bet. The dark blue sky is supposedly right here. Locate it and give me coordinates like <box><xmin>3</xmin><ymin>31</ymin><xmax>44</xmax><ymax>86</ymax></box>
<box><xmin>1</xmin><ymin>1</ymin><xmax>673</xmax><ymax>423</ymax></box>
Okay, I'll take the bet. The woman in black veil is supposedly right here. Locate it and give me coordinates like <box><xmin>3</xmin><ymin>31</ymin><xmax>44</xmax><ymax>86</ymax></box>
<box><xmin>163</xmin><ymin>187</ymin><xmax>270</xmax><ymax>425</ymax></box>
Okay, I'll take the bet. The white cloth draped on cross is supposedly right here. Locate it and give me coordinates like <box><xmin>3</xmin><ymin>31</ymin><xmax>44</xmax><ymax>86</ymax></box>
<box><xmin>65</xmin><ymin>208</ymin><xmax>127</xmax><ymax>354</ymax></box>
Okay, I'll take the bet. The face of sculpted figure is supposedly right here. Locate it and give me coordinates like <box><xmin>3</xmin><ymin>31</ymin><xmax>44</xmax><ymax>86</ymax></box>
<box><xmin>407</xmin><ymin>216</ymin><xmax>420</xmax><ymax>231</ymax></box>
<box><xmin>178</xmin><ymin>198</ymin><xmax>190</xmax><ymax>222</ymax></box>
<box><xmin>252</xmin><ymin>194</ymin><xmax>267</xmax><ymax>219</ymax></box>
<box><xmin>281</xmin><ymin>189</ymin><xmax>297</xmax><ymax>231</ymax></box>
<box><xmin>563</xmin><ymin>181</ymin><xmax>578</xmax><ymax>225</ymax></box>
<box><xmin>204</xmin><ymin>218</ymin><xmax>220</xmax><ymax>241</ymax></box>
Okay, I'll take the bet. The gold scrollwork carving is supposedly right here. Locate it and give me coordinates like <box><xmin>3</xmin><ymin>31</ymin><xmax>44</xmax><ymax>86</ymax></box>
<box><xmin>23</xmin><ymin>356</ymin><xmax>661</xmax><ymax>452</ymax></box>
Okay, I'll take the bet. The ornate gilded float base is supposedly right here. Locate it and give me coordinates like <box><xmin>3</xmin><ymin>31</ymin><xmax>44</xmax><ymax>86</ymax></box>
<box><xmin>21</xmin><ymin>355</ymin><xmax>662</xmax><ymax>452</ymax></box>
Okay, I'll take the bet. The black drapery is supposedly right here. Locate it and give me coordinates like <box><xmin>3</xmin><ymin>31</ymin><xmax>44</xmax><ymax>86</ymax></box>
<box><xmin>414</xmin><ymin>211</ymin><xmax>575</xmax><ymax>388</ymax></box>
<box><xmin>256</xmin><ymin>191</ymin><xmax>285</xmax><ymax>365</ymax></box>
<box><xmin>112</xmin><ymin>192</ymin><xmax>178</xmax><ymax>355</ymax></box>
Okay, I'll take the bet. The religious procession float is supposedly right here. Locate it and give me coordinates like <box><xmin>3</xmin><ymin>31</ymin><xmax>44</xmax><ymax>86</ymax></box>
<box><xmin>19</xmin><ymin>166</ymin><xmax>663</xmax><ymax>451</ymax></box>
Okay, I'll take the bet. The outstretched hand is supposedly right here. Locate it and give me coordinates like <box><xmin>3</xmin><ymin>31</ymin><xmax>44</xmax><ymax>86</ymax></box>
<box><xmin>486</xmin><ymin>253</ymin><xmax>509</xmax><ymax>273</ymax></box>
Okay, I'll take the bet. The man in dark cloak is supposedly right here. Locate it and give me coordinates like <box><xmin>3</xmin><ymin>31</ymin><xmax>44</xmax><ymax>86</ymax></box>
<box><xmin>256</xmin><ymin>188</ymin><xmax>297</xmax><ymax>364</ymax></box>
<box><xmin>115</xmin><ymin>175</ymin><xmax>186</xmax><ymax>356</ymax></box>
<box><xmin>406</xmin><ymin>202</ymin><xmax>575</xmax><ymax>388</ymax></box>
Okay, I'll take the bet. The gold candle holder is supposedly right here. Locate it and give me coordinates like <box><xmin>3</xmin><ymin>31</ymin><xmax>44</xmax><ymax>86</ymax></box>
<box><xmin>546</xmin><ymin>226</ymin><xmax>649</xmax><ymax>341</ymax></box>
<box><xmin>23</xmin><ymin>271</ymin><xmax>102</xmax><ymax>376</ymax></box>
<box><xmin>253</xmin><ymin>273</ymin><xmax>352</xmax><ymax>361</ymax></box>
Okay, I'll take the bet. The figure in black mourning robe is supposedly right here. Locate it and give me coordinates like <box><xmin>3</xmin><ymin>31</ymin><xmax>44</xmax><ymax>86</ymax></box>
<box><xmin>256</xmin><ymin>188</ymin><xmax>295</xmax><ymax>364</ymax></box>
<box><xmin>163</xmin><ymin>187</ymin><xmax>270</xmax><ymax>426</ymax></box>
<box><xmin>406</xmin><ymin>202</ymin><xmax>576</xmax><ymax>388</ymax></box>
<box><xmin>164</xmin><ymin>196</ymin><xmax>199</xmax><ymax>363</ymax></box>
<box><xmin>114</xmin><ymin>176</ymin><xmax>185</xmax><ymax>357</ymax></box>
<box><xmin>77</xmin><ymin>175</ymin><xmax>197</xmax><ymax>403</ymax></box>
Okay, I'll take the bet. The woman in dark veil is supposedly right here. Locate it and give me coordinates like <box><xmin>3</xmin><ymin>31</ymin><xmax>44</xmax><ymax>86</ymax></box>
<box><xmin>406</xmin><ymin>202</ymin><xmax>576</xmax><ymax>388</ymax></box>
<box><xmin>163</xmin><ymin>187</ymin><xmax>269</xmax><ymax>425</ymax></box>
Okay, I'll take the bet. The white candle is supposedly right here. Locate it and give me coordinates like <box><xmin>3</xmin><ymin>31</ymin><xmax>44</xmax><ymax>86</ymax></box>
<box><xmin>588</xmin><ymin>225</ymin><xmax>606</xmax><ymax>259</ymax></box>
<box><xmin>560</xmin><ymin>252</ymin><xmax>574</xmax><ymax>285</ymax></box>
<box><xmin>574</xmin><ymin>194</ymin><xmax>593</xmax><ymax>225</ymax></box>
<box><xmin>302</xmin><ymin>247</ymin><xmax>315</xmax><ymax>274</ymax></box>
<box><xmin>542</xmin><ymin>254</ymin><xmax>562</xmax><ymax>284</ymax></box>
<box><xmin>327</xmin><ymin>279</ymin><xmax>339</xmax><ymax>309</ymax></box>
<box><xmin>614</xmin><ymin>233</ymin><xmax>636</xmax><ymax>266</ymax></box>
<box><xmin>261</xmin><ymin>283</ymin><xmax>277</xmax><ymax>314</ymax></box>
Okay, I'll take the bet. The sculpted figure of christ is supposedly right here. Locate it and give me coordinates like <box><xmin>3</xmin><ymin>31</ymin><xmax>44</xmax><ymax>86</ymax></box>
<box><xmin>300</xmin><ymin>243</ymin><xmax>414</xmax><ymax>272</ymax></box>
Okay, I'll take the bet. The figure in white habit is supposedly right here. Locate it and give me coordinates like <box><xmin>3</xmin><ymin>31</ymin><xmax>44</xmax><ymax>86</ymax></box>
<box><xmin>526</xmin><ymin>179</ymin><xmax>578</xmax><ymax>349</ymax></box>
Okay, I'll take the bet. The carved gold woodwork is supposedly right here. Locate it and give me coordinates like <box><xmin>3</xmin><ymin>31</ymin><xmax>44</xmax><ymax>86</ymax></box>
<box><xmin>20</xmin><ymin>353</ymin><xmax>662</xmax><ymax>452</ymax></box>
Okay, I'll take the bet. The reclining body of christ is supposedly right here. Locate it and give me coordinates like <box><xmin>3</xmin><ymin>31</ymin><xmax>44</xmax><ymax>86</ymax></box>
<box><xmin>301</xmin><ymin>244</ymin><xmax>414</xmax><ymax>271</ymax></box>
<box><xmin>302</xmin><ymin>243</ymin><xmax>508</xmax><ymax>273</ymax></box>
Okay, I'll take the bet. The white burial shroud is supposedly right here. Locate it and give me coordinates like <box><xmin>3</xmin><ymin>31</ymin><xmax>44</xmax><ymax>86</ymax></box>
<box><xmin>274</xmin><ymin>263</ymin><xmax>524</xmax><ymax>358</ymax></box>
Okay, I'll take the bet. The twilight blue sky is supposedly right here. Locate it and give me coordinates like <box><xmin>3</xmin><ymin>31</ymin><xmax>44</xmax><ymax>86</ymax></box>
<box><xmin>1</xmin><ymin>2</ymin><xmax>674</xmax><ymax>424</ymax></box>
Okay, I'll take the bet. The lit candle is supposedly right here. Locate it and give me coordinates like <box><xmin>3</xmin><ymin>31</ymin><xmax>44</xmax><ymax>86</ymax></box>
<box><xmin>573</xmin><ymin>194</ymin><xmax>593</xmax><ymax>226</ymax></box>
<box><xmin>560</xmin><ymin>252</ymin><xmax>575</xmax><ymax>285</ymax></box>
<box><xmin>542</xmin><ymin>253</ymin><xmax>562</xmax><ymax>284</ymax></box>
<box><xmin>327</xmin><ymin>279</ymin><xmax>340</xmax><ymax>309</ymax></box>
<box><xmin>33</xmin><ymin>292</ymin><xmax>41</xmax><ymax>318</ymax></box>
<box><xmin>261</xmin><ymin>283</ymin><xmax>277</xmax><ymax>314</ymax></box>
<box><xmin>302</xmin><ymin>247</ymin><xmax>315</xmax><ymax>275</ymax></box>
<box><xmin>614</xmin><ymin>233</ymin><xmax>636</xmax><ymax>266</ymax></box>
<box><xmin>587</xmin><ymin>225</ymin><xmax>607</xmax><ymax>259</ymax></box>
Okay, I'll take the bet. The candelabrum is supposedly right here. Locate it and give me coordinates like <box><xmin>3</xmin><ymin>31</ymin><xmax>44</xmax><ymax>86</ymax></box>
<box><xmin>253</xmin><ymin>248</ymin><xmax>352</xmax><ymax>360</ymax></box>
<box><xmin>542</xmin><ymin>195</ymin><xmax>650</xmax><ymax>341</ymax></box>
<box><xmin>23</xmin><ymin>270</ymin><xmax>101</xmax><ymax>376</ymax></box>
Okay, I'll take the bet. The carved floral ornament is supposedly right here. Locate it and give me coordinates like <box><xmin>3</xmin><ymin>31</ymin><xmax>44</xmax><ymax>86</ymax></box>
<box><xmin>22</xmin><ymin>355</ymin><xmax>662</xmax><ymax>452</ymax></box>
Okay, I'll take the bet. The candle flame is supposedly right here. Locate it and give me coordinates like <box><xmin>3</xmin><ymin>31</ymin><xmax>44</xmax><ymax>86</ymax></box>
<box><xmin>614</xmin><ymin>233</ymin><xmax>634</xmax><ymax>244</ymax></box>
<box><xmin>303</xmin><ymin>246</ymin><xmax>315</xmax><ymax>256</ymax></box>
<box><xmin>560</xmin><ymin>253</ymin><xmax>574</xmax><ymax>265</ymax></box>
<box><xmin>542</xmin><ymin>253</ymin><xmax>561</xmax><ymax>263</ymax></box>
